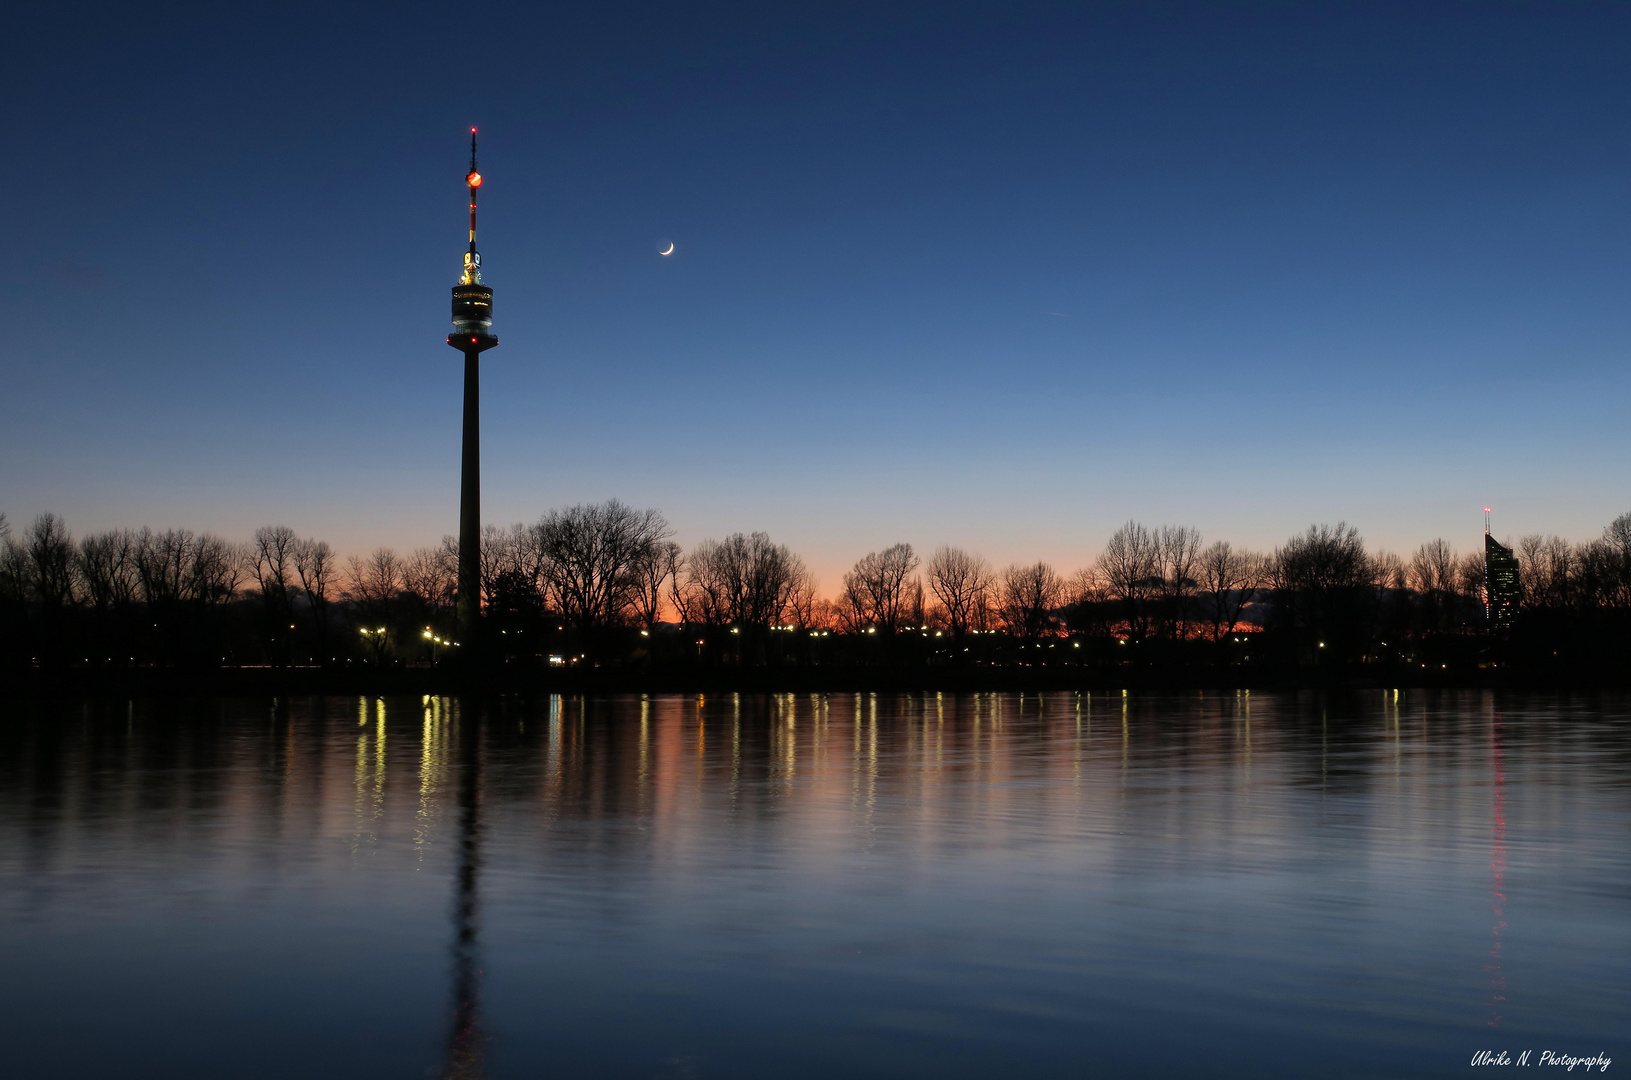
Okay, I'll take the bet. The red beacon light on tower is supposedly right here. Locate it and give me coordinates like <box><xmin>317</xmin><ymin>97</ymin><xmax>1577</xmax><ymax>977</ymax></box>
<box><xmin>465</xmin><ymin>128</ymin><xmax>482</xmax><ymax>188</ymax></box>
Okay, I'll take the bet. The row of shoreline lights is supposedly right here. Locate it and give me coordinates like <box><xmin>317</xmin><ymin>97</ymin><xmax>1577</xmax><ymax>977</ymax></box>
<box><xmin>358</xmin><ymin>626</ymin><xmax>462</xmax><ymax>647</ymax></box>
<box><xmin>354</xmin><ymin>627</ymin><xmax>462</xmax><ymax>642</ymax></box>
<box><xmin>391</xmin><ymin>624</ymin><xmax>1266</xmax><ymax>644</ymax></box>
<box><xmin>383</xmin><ymin>624</ymin><xmax>1256</xmax><ymax>646</ymax></box>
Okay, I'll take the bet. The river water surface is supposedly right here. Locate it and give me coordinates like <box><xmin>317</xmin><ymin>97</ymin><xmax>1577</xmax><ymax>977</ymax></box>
<box><xmin>1</xmin><ymin>691</ymin><xmax>1626</xmax><ymax>1078</ymax></box>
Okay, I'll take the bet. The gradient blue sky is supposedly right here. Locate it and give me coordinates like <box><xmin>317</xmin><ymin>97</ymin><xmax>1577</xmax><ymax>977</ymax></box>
<box><xmin>3</xmin><ymin>1</ymin><xmax>1628</xmax><ymax>588</ymax></box>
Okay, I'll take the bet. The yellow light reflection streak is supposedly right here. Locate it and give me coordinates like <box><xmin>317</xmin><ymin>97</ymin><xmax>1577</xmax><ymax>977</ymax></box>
<box><xmin>373</xmin><ymin>699</ymin><xmax>387</xmax><ymax>819</ymax></box>
<box><xmin>639</xmin><ymin>696</ymin><xmax>651</xmax><ymax>812</ymax></box>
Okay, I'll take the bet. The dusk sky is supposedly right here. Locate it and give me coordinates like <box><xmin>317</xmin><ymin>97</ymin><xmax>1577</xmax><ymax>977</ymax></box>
<box><xmin>4</xmin><ymin>1</ymin><xmax>1629</xmax><ymax>588</ymax></box>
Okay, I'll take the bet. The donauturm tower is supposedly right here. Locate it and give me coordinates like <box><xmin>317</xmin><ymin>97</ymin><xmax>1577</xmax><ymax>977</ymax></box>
<box><xmin>449</xmin><ymin>129</ymin><xmax>497</xmax><ymax>647</ymax></box>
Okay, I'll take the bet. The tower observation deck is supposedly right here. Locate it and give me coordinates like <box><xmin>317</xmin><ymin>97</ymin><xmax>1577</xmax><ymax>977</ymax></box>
<box><xmin>449</xmin><ymin>129</ymin><xmax>497</xmax><ymax>647</ymax></box>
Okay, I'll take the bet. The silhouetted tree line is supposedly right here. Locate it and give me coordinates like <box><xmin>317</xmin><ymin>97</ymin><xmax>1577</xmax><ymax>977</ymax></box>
<box><xmin>3</xmin><ymin>504</ymin><xmax>1630</xmax><ymax>674</ymax></box>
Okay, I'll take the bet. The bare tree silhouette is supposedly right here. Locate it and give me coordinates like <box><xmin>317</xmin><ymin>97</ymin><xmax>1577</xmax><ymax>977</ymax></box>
<box><xmin>1197</xmin><ymin>541</ymin><xmax>1264</xmax><ymax>643</ymax></box>
<box><xmin>681</xmin><ymin>532</ymin><xmax>810</xmax><ymax>662</ymax></box>
<box><xmin>841</xmin><ymin>543</ymin><xmax>919</xmax><ymax>634</ymax></box>
<box><xmin>997</xmin><ymin>561</ymin><xmax>1063</xmax><ymax>643</ymax></box>
<box><xmin>632</xmin><ymin>540</ymin><xmax>682</xmax><ymax>630</ymax></box>
<box><xmin>537</xmin><ymin>500</ymin><xmax>671</xmax><ymax>645</ymax></box>
<box><xmin>1099</xmin><ymin>521</ymin><xmax>1158</xmax><ymax>641</ymax></box>
<box><xmin>27</xmin><ymin>514</ymin><xmax>77</xmax><ymax>609</ymax></box>
<box><xmin>295</xmin><ymin>537</ymin><xmax>337</xmax><ymax>661</ymax></box>
<box><xmin>346</xmin><ymin>547</ymin><xmax>402</xmax><ymax>659</ymax></box>
<box><xmin>1154</xmin><ymin>525</ymin><xmax>1202</xmax><ymax>640</ymax></box>
<box><xmin>78</xmin><ymin>529</ymin><xmax>141</xmax><ymax>612</ymax></box>
<box><xmin>1271</xmin><ymin>522</ymin><xmax>1372</xmax><ymax>661</ymax></box>
<box><xmin>253</xmin><ymin>525</ymin><xmax>298</xmax><ymax>663</ymax></box>
<box><xmin>926</xmin><ymin>546</ymin><xmax>991</xmax><ymax>644</ymax></box>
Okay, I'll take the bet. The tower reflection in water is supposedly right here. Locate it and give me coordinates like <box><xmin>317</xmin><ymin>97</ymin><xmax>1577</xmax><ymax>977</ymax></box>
<box><xmin>442</xmin><ymin>697</ymin><xmax>485</xmax><ymax>1080</ymax></box>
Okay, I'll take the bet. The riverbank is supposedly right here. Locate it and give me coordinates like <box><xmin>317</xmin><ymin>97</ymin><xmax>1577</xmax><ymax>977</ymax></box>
<box><xmin>5</xmin><ymin>662</ymin><xmax>1630</xmax><ymax>698</ymax></box>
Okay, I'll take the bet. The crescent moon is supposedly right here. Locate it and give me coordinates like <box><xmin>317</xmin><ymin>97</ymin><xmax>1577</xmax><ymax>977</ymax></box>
<box><xmin>659</xmin><ymin>242</ymin><xmax>675</xmax><ymax>256</ymax></box>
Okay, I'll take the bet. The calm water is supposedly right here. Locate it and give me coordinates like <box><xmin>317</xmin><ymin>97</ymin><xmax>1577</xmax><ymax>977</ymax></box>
<box><xmin>1</xmin><ymin>691</ymin><xmax>1626</xmax><ymax>1078</ymax></box>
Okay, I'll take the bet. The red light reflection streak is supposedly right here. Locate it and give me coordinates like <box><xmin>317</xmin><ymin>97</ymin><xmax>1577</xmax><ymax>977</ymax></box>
<box><xmin>1486</xmin><ymin>709</ymin><xmax>1507</xmax><ymax>1027</ymax></box>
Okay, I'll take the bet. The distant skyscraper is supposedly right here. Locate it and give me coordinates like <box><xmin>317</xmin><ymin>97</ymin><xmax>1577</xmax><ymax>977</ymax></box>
<box><xmin>1485</xmin><ymin>523</ymin><xmax>1520</xmax><ymax>632</ymax></box>
<box><xmin>448</xmin><ymin>129</ymin><xmax>498</xmax><ymax>647</ymax></box>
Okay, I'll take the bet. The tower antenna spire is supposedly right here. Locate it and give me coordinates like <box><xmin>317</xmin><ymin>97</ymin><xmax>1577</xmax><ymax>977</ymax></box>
<box><xmin>463</xmin><ymin>127</ymin><xmax>483</xmax><ymax>284</ymax></box>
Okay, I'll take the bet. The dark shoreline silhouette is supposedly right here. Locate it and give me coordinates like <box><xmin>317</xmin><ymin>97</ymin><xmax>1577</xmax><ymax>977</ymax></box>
<box><xmin>5</xmin><ymin>505</ymin><xmax>1630</xmax><ymax>686</ymax></box>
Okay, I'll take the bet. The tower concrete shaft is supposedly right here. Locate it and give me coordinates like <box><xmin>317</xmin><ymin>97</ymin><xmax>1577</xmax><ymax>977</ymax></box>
<box><xmin>448</xmin><ymin>129</ymin><xmax>497</xmax><ymax>648</ymax></box>
<box><xmin>457</xmin><ymin>349</ymin><xmax>481</xmax><ymax>642</ymax></box>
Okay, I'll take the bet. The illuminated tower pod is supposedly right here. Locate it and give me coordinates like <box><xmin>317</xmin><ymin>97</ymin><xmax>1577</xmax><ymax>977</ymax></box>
<box><xmin>449</xmin><ymin>129</ymin><xmax>497</xmax><ymax>644</ymax></box>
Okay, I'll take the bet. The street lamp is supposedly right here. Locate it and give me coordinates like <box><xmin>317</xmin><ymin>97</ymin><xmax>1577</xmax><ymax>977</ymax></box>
<box><xmin>421</xmin><ymin>628</ymin><xmax>458</xmax><ymax>664</ymax></box>
<box><xmin>359</xmin><ymin>626</ymin><xmax>390</xmax><ymax>663</ymax></box>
